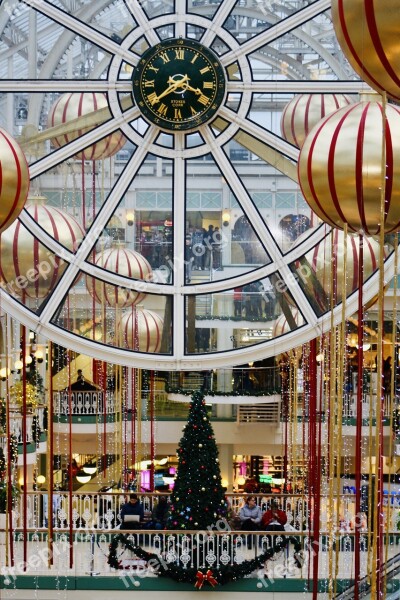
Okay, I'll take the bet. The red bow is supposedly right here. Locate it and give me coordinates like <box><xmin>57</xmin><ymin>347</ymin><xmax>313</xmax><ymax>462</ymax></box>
<box><xmin>194</xmin><ymin>569</ymin><xmax>218</xmax><ymax>589</ymax></box>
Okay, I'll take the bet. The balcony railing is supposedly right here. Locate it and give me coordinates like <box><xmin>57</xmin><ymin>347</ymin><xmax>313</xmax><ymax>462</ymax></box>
<box><xmin>6</xmin><ymin>491</ymin><xmax>398</xmax><ymax>533</ymax></box>
<box><xmin>53</xmin><ymin>391</ymin><xmax>115</xmax><ymax>415</ymax></box>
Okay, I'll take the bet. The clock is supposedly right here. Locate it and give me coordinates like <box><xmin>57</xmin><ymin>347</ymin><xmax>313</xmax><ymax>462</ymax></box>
<box><xmin>132</xmin><ymin>38</ymin><xmax>226</xmax><ymax>131</ymax></box>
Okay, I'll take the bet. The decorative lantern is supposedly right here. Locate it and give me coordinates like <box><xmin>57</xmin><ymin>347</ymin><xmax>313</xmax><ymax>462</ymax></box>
<box><xmin>0</xmin><ymin>127</ymin><xmax>29</xmax><ymax>233</ymax></box>
<box><xmin>0</xmin><ymin>197</ymin><xmax>84</xmax><ymax>299</ymax></box>
<box><xmin>298</xmin><ymin>229</ymin><xmax>384</xmax><ymax>301</ymax></box>
<box><xmin>48</xmin><ymin>92</ymin><xmax>126</xmax><ymax>160</ymax></box>
<box><xmin>87</xmin><ymin>246</ymin><xmax>152</xmax><ymax>308</ymax></box>
<box><xmin>332</xmin><ymin>0</ymin><xmax>400</xmax><ymax>101</ymax></box>
<box><xmin>273</xmin><ymin>308</ymin><xmax>303</xmax><ymax>337</ymax></box>
<box><xmin>281</xmin><ymin>94</ymin><xmax>353</xmax><ymax>148</ymax></box>
<box><xmin>298</xmin><ymin>94</ymin><xmax>400</xmax><ymax>235</ymax></box>
<box><xmin>119</xmin><ymin>308</ymin><xmax>163</xmax><ymax>353</ymax></box>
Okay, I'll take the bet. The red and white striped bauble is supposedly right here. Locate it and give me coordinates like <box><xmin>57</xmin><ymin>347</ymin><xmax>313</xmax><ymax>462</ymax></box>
<box><xmin>281</xmin><ymin>94</ymin><xmax>353</xmax><ymax>148</ymax></box>
<box><xmin>332</xmin><ymin>0</ymin><xmax>400</xmax><ymax>101</ymax></box>
<box><xmin>300</xmin><ymin>230</ymin><xmax>383</xmax><ymax>300</ymax></box>
<box><xmin>0</xmin><ymin>198</ymin><xmax>84</xmax><ymax>299</ymax></box>
<box><xmin>0</xmin><ymin>127</ymin><xmax>29</xmax><ymax>233</ymax></box>
<box><xmin>48</xmin><ymin>93</ymin><xmax>126</xmax><ymax>160</ymax></box>
<box><xmin>298</xmin><ymin>95</ymin><xmax>400</xmax><ymax>235</ymax></box>
<box><xmin>119</xmin><ymin>308</ymin><xmax>163</xmax><ymax>352</ymax></box>
<box><xmin>273</xmin><ymin>309</ymin><xmax>303</xmax><ymax>337</ymax></box>
<box><xmin>87</xmin><ymin>246</ymin><xmax>152</xmax><ymax>308</ymax></box>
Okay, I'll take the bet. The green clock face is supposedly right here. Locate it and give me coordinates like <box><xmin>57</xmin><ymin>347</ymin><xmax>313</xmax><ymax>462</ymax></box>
<box><xmin>132</xmin><ymin>38</ymin><xmax>226</xmax><ymax>131</ymax></box>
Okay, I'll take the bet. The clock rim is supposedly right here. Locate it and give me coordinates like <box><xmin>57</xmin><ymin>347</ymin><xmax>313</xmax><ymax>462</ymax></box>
<box><xmin>132</xmin><ymin>37</ymin><xmax>227</xmax><ymax>132</ymax></box>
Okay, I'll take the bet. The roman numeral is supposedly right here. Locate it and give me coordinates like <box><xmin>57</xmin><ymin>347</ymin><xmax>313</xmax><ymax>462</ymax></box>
<box><xmin>159</xmin><ymin>51</ymin><xmax>170</xmax><ymax>64</ymax></box>
<box><xmin>175</xmin><ymin>49</ymin><xmax>184</xmax><ymax>60</ymax></box>
<box><xmin>148</xmin><ymin>65</ymin><xmax>159</xmax><ymax>73</ymax></box>
<box><xmin>144</xmin><ymin>80</ymin><xmax>155</xmax><ymax>87</ymax></box>
<box><xmin>199</xmin><ymin>66</ymin><xmax>210</xmax><ymax>74</ymax></box>
<box><xmin>174</xmin><ymin>108</ymin><xmax>182</xmax><ymax>119</ymax></box>
<box><xmin>197</xmin><ymin>94</ymin><xmax>210</xmax><ymax>106</ymax></box>
<box><xmin>203</xmin><ymin>81</ymin><xmax>214</xmax><ymax>89</ymax></box>
<box><xmin>147</xmin><ymin>92</ymin><xmax>158</xmax><ymax>105</ymax></box>
<box><xmin>157</xmin><ymin>103</ymin><xmax>168</xmax><ymax>116</ymax></box>
<box><xmin>190</xmin><ymin>106</ymin><xmax>198</xmax><ymax>116</ymax></box>
<box><xmin>191</xmin><ymin>53</ymin><xmax>199</xmax><ymax>64</ymax></box>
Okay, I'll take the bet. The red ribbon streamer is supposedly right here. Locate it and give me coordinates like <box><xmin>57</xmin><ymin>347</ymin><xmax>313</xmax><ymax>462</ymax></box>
<box><xmin>194</xmin><ymin>570</ymin><xmax>218</xmax><ymax>589</ymax></box>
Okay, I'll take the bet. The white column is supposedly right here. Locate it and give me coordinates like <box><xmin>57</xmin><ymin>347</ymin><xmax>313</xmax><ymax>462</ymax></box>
<box><xmin>218</xmin><ymin>444</ymin><xmax>234</xmax><ymax>492</ymax></box>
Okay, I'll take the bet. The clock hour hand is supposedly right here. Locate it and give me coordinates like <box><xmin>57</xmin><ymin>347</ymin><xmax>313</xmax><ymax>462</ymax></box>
<box><xmin>182</xmin><ymin>82</ymin><xmax>202</xmax><ymax>96</ymax></box>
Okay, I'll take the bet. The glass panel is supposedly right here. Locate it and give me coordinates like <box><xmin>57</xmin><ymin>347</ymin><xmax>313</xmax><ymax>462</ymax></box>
<box><xmin>222</xmin><ymin>2</ymin><xmax>272</xmax><ymax>44</ymax></box>
<box><xmin>86</xmin><ymin>154</ymin><xmax>173</xmax><ymax>283</ymax></box>
<box><xmin>187</xmin><ymin>1</ymin><xmax>222</xmax><ymax>19</ymax></box>
<box><xmin>289</xmin><ymin>230</ymin><xmax>388</xmax><ymax>317</ymax></box>
<box><xmin>140</xmin><ymin>0</ymin><xmax>175</xmax><ymax>19</ymax></box>
<box><xmin>185</xmin><ymin>275</ymin><xmax>304</xmax><ymax>354</ymax></box>
<box><xmin>0</xmin><ymin>9</ymin><xmax>112</xmax><ymax>80</ymax></box>
<box><xmin>52</xmin><ymin>274</ymin><xmax>173</xmax><ymax>354</ymax></box>
<box><xmin>185</xmin><ymin>154</ymin><xmax>271</xmax><ymax>284</ymax></box>
<box><xmin>248</xmin><ymin>11</ymin><xmax>352</xmax><ymax>81</ymax></box>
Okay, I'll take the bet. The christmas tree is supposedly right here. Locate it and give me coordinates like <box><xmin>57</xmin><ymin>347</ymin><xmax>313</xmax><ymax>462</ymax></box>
<box><xmin>167</xmin><ymin>390</ymin><xmax>228</xmax><ymax>530</ymax></box>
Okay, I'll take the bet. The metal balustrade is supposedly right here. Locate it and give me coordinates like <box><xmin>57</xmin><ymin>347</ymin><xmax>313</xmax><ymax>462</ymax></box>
<box><xmin>1</xmin><ymin>529</ymin><xmax>399</xmax><ymax>583</ymax></box>
<box><xmin>53</xmin><ymin>391</ymin><xmax>115</xmax><ymax>415</ymax></box>
<box><xmin>6</xmin><ymin>492</ymin><xmax>398</xmax><ymax>533</ymax></box>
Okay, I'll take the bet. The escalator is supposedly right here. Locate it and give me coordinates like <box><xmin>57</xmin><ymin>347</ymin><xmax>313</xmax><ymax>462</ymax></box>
<box><xmin>335</xmin><ymin>551</ymin><xmax>400</xmax><ymax>599</ymax></box>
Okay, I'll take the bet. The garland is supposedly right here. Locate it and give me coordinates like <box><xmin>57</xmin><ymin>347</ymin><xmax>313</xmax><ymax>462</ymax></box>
<box><xmin>166</xmin><ymin>387</ymin><xmax>280</xmax><ymax>397</ymax></box>
<box><xmin>196</xmin><ymin>315</ymin><xmax>272</xmax><ymax>322</ymax></box>
<box><xmin>108</xmin><ymin>533</ymin><xmax>303</xmax><ymax>588</ymax></box>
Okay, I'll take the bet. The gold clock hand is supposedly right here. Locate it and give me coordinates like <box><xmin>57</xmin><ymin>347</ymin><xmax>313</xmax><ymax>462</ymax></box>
<box><xmin>151</xmin><ymin>75</ymin><xmax>189</xmax><ymax>104</ymax></box>
<box><xmin>182</xmin><ymin>82</ymin><xmax>202</xmax><ymax>95</ymax></box>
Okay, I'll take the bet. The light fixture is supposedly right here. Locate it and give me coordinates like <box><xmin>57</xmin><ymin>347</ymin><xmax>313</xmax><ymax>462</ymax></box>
<box><xmin>29</xmin><ymin>331</ymin><xmax>35</xmax><ymax>340</ymax></box>
<box><xmin>157</xmin><ymin>457</ymin><xmax>168</xmax><ymax>466</ymax></box>
<box><xmin>237</xmin><ymin>476</ymin><xmax>246</xmax><ymax>486</ymax></box>
<box><xmin>362</xmin><ymin>343</ymin><xmax>371</xmax><ymax>351</ymax></box>
<box><xmin>316</xmin><ymin>353</ymin><xmax>324</xmax><ymax>363</ymax></box>
<box><xmin>75</xmin><ymin>471</ymin><xmax>91</xmax><ymax>485</ymax></box>
<box><xmin>222</xmin><ymin>210</ymin><xmax>231</xmax><ymax>227</ymax></box>
<box><xmin>221</xmin><ymin>478</ymin><xmax>228</xmax><ymax>488</ymax></box>
<box><xmin>126</xmin><ymin>211</ymin><xmax>135</xmax><ymax>226</ymax></box>
<box><xmin>36</xmin><ymin>475</ymin><xmax>46</xmax><ymax>485</ymax></box>
<box><xmin>25</xmin><ymin>355</ymin><xmax>33</xmax><ymax>365</ymax></box>
<box><xmin>82</xmin><ymin>462</ymin><xmax>97</xmax><ymax>475</ymax></box>
<box><xmin>0</xmin><ymin>367</ymin><xmax>10</xmax><ymax>381</ymax></box>
<box><xmin>34</xmin><ymin>349</ymin><xmax>44</xmax><ymax>363</ymax></box>
<box><xmin>14</xmin><ymin>359</ymin><xmax>23</xmax><ymax>372</ymax></box>
<box><xmin>248</xmin><ymin>361</ymin><xmax>254</xmax><ymax>368</ymax></box>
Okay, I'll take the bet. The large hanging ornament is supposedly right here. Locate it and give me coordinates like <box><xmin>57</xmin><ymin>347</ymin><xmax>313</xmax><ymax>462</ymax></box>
<box><xmin>273</xmin><ymin>308</ymin><xmax>303</xmax><ymax>337</ymax></box>
<box><xmin>119</xmin><ymin>307</ymin><xmax>163</xmax><ymax>352</ymax></box>
<box><xmin>298</xmin><ymin>94</ymin><xmax>400</xmax><ymax>235</ymax></box>
<box><xmin>298</xmin><ymin>229</ymin><xmax>384</xmax><ymax>300</ymax></box>
<box><xmin>86</xmin><ymin>246</ymin><xmax>152</xmax><ymax>308</ymax></box>
<box><xmin>332</xmin><ymin>0</ymin><xmax>400</xmax><ymax>101</ymax></box>
<box><xmin>281</xmin><ymin>94</ymin><xmax>353</xmax><ymax>148</ymax></box>
<box><xmin>0</xmin><ymin>128</ymin><xmax>29</xmax><ymax>233</ymax></box>
<box><xmin>0</xmin><ymin>197</ymin><xmax>84</xmax><ymax>299</ymax></box>
<box><xmin>48</xmin><ymin>92</ymin><xmax>126</xmax><ymax>160</ymax></box>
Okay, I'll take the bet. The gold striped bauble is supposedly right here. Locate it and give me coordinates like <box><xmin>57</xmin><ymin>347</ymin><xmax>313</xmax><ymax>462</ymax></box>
<box><xmin>48</xmin><ymin>93</ymin><xmax>126</xmax><ymax>160</ymax></box>
<box><xmin>119</xmin><ymin>308</ymin><xmax>163</xmax><ymax>353</ymax></box>
<box><xmin>281</xmin><ymin>94</ymin><xmax>353</xmax><ymax>148</ymax></box>
<box><xmin>0</xmin><ymin>198</ymin><xmax>84</xmax><ymax>299</ymax></box>
<box><xmin>298</xmin><ymin>95</ymin><xmax>400</xmax><ymax>235</ymax></box>
<box><xmin>332</xmin><ymin>0</ymin><xmax>400</xmax><ymax>101</ymax></box>
<box><xmin>0</xmin><ymin>128</ymin><xmax>29</xmax><ymax>233</ymax></box>
<box><xmin>87</xmin><ymin>246</ymin><xmax>152</xmax><ymax>308</ymax></box>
